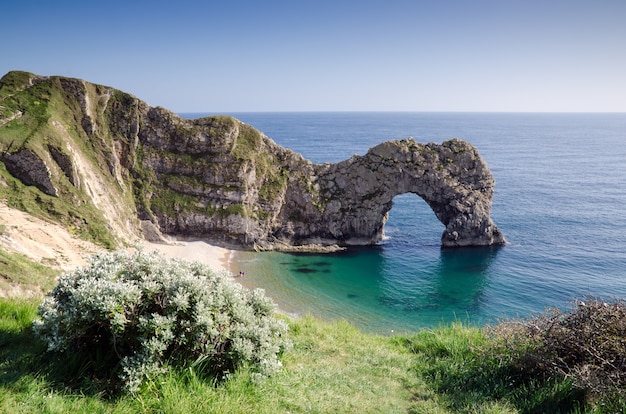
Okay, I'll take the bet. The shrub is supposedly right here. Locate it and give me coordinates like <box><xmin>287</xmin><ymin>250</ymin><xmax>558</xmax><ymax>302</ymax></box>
<box><xmin>487</xmin><ymin>297</ymin><xmax>626</xmax><ymax>408</ymax></box>
<box><xmin>33</xmin><ymin>249</ymin><xmax>290</xmax><ymax>393</ymax></box>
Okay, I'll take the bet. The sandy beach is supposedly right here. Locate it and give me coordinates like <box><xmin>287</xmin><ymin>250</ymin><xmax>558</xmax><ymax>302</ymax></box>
<box><xmin>140</xmin><ymin>240</ymin><xmax>234</xmax><ymax>273</ymax></box>
<box><xmin>0</xmin><ymin>202</ymin><xmax>235</xmax><ymax>273</ymax></box>
<box><xmin>0</xmin><ymin>201</ymin><xmax>239</xmax><ymax>297</ymax></box>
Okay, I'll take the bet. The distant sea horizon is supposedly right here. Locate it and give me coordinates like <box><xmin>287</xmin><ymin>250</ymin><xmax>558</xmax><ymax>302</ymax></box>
<box><xmin>182</xmin><ymin>111</ymin><xmax>626</xmax><ymax>114</ymax></box>
<box><xmin>180</xmin><ymin>112</ymin><xmax>626</xmax><ymax>334</ymax></box>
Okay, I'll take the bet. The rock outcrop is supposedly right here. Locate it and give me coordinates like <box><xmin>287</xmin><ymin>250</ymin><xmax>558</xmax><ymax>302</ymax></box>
<box><xmin>1</xmin><ymin>148</ymin><xmax>58</xmax><ymax>196</ymax></box>
<box><xmin>0</xmin><ymin>71</ymin><xmax>505</xmax><ymax>249</ymax></box>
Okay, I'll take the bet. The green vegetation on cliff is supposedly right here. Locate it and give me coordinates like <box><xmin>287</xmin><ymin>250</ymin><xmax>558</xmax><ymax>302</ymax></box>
<box><xmin>232</xmin><ymin>123</ymin><xmax>290</xmax><ymax>208</ymax></box>
<box><xmin>0</xmin><ymin>72</ymin><xmax>131</xmax><ymax>248</ymax></box>
<box><xmin>1</xmin><ymin>71</ymin><xmax>285</xmax><ymax>248</ymax></box>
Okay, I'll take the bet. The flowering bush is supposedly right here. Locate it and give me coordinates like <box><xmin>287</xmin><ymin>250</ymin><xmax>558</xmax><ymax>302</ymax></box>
<box><xmin>33</xmin><ymin>249</ymin><xmax>290</xmax><ymax>393</ymax></box>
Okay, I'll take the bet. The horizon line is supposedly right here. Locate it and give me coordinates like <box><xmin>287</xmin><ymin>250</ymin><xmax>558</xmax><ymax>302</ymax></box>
<box><xmin>177</xmin><ymin>110</ymin><xmax>626</xmax><ymax>115</ymax></box>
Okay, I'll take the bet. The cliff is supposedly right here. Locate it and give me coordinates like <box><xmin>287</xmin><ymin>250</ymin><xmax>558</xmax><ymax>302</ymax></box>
<box><xmin>0</xmin><ymin>71</ymin><xmax>504</xmax><ymax>250</ymax></box>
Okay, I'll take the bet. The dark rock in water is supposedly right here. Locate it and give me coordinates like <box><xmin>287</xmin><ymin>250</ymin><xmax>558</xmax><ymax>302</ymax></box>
<box><xmin>0</xmin><ymin>70</ymin><xmax>505</xmax><ymax>250</ymax></box>
<box><xmin>293</xmin><ymin>267</ymin><xmax>318</xmax><ymax>274</ymax></box>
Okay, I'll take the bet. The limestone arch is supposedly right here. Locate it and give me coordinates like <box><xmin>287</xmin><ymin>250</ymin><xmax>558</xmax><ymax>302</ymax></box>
<box><xmin>306</xmin><ymin>138</ymin><xmax>505</xmax><ymax>248</ymax></box>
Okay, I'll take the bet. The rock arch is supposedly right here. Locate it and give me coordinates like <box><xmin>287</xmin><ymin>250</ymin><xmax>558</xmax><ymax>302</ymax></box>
<box><xmin>277</xmin><ymin>138</ymin><xmax>505</xmax><ymax>248</ymax></box>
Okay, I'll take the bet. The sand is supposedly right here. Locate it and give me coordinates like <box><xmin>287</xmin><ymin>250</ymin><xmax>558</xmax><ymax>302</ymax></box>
<box><xmin>140</xmin><ymin>240</ymin><xmax>233</xmax><ymax>272</ymax></box>
<box><xmin>0</xmin><ymin>201</ymin><xmax>236</xmax><ymax>297</ymax></box>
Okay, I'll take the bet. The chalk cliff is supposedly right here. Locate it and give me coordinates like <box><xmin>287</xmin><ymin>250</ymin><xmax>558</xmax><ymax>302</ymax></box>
<box><xmin>0</xmin><ymin>71</ymin><xmax>505</xmax><ymax>249</ymax></box>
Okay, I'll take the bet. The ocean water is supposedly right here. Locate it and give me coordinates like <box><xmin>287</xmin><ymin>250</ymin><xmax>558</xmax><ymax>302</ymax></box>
<box><xmin>182</xmin><ymin>112</ymin><xmax>626</xmax><ymax>334</ymax></box>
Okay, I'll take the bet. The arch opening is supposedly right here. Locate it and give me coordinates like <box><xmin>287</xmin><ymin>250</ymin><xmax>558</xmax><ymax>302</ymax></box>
<box><xmin>382</xmin><ymin>193</ymin><xmax>444</xmax><ymax>247</ymax></box>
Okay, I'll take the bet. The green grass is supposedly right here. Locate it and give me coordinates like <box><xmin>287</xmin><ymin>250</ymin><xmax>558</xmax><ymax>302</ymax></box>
<box><xmin>401</xmin><ymin>324</ymin><xmax>587</xmax><ymax>413</ymax></box>
<box><xmin>2</xmin><ymin>297</ymin><xmax>619</xmax><ymax>413</ymax></box>
<box><xmin>0</xmin><ymin>304</ymin><xmax>418</xmax><ymax>413</ymax></box>
<box><xmin>0</xmin><ymin>250</ymin><xmax>60</xmax><ymax>293</ymax></box>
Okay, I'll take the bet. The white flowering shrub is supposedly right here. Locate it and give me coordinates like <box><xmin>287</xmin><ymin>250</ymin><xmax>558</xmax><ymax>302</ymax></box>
<box><xmin>33</xmin><ymin>249</ymin><xmax>290</xmax><ymax>393</ymax></box>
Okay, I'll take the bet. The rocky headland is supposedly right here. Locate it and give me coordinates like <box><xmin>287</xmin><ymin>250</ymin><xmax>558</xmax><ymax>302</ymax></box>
<box><xmin>0</xmin><ymin>71</ymin><xmax>504</xmax><ymax>251</ymax></box>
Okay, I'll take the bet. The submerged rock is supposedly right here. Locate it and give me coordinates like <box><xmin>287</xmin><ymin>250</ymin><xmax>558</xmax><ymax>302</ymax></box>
<box><xmin>0</xmin><ymin>71</ymin><xmax>505</xmax><ymax>249</ymax></box>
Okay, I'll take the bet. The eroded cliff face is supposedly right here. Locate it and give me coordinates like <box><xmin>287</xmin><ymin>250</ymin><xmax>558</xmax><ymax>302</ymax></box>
<box><xmin>0</xmin><ymin>71</ymin><xmax>505</xmax><ymax>249</ymax></box>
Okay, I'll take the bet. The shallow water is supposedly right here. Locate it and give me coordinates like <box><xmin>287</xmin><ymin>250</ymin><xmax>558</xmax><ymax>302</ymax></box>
<box><xmin>183</xmin><ymin>112</ymin><xmax>626</xmax><ymax>334</ymax></box>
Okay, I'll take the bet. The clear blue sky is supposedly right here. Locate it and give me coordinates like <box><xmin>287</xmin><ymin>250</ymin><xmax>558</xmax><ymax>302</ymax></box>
<box><xmin>2</xmin><ymin>0</ymin><xmax>625</xmax><ymax>112</ymax></box>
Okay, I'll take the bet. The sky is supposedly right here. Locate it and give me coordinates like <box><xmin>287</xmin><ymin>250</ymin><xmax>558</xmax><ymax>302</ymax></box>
<box><xmin>2</xmin><ymin>0</ymin><xmax>625</xmax><ymax>112</ymax></box>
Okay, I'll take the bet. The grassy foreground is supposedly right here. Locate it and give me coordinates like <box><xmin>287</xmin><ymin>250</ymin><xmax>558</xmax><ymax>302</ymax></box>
<box><xmin>2</xmin><ymin>297</ymin><xmax>623</xmax><ymax>413</ymax></box>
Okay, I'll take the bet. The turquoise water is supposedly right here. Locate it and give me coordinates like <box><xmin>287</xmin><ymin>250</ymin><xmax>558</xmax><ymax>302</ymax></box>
<box><xmin>183</xmin><ymin>112</ymin><xmax>626</xmax><ymax>334</ymax></box>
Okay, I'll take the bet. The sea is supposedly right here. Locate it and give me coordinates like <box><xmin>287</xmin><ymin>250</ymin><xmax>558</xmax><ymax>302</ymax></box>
<box><xmin>181</xmin><ymin>112</ymin><xmax>626</xmax><ymax>334</ymax></box>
